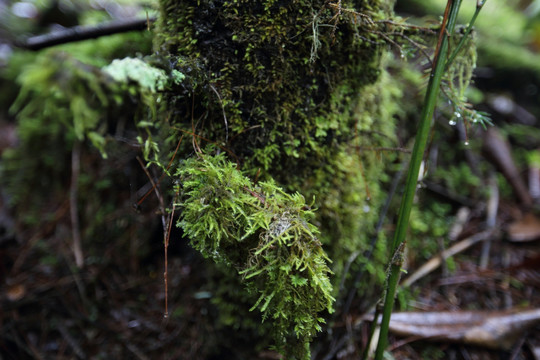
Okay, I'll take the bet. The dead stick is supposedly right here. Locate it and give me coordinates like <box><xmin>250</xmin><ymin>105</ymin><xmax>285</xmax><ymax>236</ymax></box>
<box><xmin>70</xmin><ymin>141</ymin><xmax>84</xmax><ymax>268</ymax></box>
<box><xmin>18</xmin><ymin>17</ymin><xmax>155</xmax><ymax>51</ymax></box>
<box><xmin>401</xmin><ymin>229</ymin><xmax>496</xmax><ymax>288</ymax></box>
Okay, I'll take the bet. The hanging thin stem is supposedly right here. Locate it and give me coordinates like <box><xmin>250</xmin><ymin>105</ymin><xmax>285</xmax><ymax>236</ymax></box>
<box><xmin>445</xmin><ymin>0</ymin><xmax>487</xmax><ymax>70</ymax></box>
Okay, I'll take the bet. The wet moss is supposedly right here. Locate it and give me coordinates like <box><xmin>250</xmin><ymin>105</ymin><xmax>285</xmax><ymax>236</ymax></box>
<box><xmin>154</xmin><ymin>0</ymin><xmax>400</xmax><ymax>357</ymax></box>
<box><xmin>156</xmin><ymin>0</ymin><xmax>397</xmax><ymax>261</ymax></box>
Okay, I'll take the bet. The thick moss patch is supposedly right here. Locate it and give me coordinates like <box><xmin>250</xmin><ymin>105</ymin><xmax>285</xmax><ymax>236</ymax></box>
<box><xmin>154</xmin><ymin>0</ymin><xmax>400</xmax><ymax>357</ymax></box>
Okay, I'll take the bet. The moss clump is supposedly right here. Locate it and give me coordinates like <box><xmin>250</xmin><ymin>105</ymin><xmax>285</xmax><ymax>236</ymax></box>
<box><xmin>1</xmin><ymin>30</ymin><xmax>156</xmax><ymax>226</ymax></box>
<box><xmin>177</xmin><ymin>152</ymin><xmax>333</xmax><ymax>358</ymax></box>
<box><xmin>156</xmin><ymin>0</ymin><xmax>389</xmax><ymax>164</ymax></box>
<box><xmin>2</xmin><ymin>51</ymin><xmax>114</xmax><ymax>219</ymax></box>
<box><xmin>155</xmin><ymin>0</ymin><xmax>397</xmax><ymax>271</ymax></box>
<box><xmin>151</xmin><ymin>0</ymin><xmax>400</xmax><ymax>355</ymax></box>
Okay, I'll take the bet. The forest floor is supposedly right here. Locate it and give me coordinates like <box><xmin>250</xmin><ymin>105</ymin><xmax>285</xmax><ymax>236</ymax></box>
<box><xmin>1</xmin><ymin>88</ymin><xmax>540</xmax><ymax>360</ymax></box>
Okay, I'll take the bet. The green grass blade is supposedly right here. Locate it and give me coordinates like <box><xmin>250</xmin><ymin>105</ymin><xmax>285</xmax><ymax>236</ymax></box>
<box><xmin>372</xmin><ymin>1</ymin><xmax>465</xmax><ymax>359</ymax></box>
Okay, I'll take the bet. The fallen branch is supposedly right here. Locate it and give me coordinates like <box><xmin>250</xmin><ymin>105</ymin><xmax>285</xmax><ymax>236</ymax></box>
<box><xmin>401</xmin><ymin>229</ymin><xmax>496</xmax><ymax>288</ymax></box>
<box><xmin>384</xmin><ymin>308</ymin><xmax>540</xmax><ymax>350</ymax></box>
<box><xmin>17</xmin><ymin>17</ymin><xmax>155</xmax><ymax>51</ymax></box>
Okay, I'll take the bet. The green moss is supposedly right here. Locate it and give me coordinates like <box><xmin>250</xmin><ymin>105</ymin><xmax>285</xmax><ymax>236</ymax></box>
<box><xmin>152</xmin><ymin>0</ymin><xmax>401</xmax><ymax>355</ymax></box>
<box><xmin>9</xmin><ymin>52</ymin><xmax>112</xmax><ymax>154</ymax></box>
<box><xmin>177</xmin><ymin>152</ymin><xmax>334</xmax><ymax>358</ymax></box>
<box><xmin>1</xmin><ymin>0</ymin><xmax>483</xmax><ymax>357</ymax></box>
<box><xmin>155</xmin><ymin>0</ymin><xmax>397</xmax><ymax>257</ymax></box>
<box><xmin>1</xmin><ymin>52</ymin><xmax>108</xmax><ymax>219</ymax></box>
<box><xmin>155</xmin><ymin>0</ymin><xmax>390</xmax><ymax>165</ymax></box>
<box><xmin>1</xmin><ymin>29</ymin><xmax>155</xmax><ymax>224</ymax></box>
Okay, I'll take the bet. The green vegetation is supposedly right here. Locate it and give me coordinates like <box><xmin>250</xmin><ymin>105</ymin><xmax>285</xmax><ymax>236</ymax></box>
<box><xmin>177</xmin><ymin>152</ymin><xmax>333</xmax><ymax>358</ymax></box>
<box><xmin>372</xmin><ymin>1</ymin><xmax>484</xmax><ymax>358</ymax></box>
<box><xmin>152</xmin><ymin>1</ymin><xmax>401</xmax><ymax>355</ymax></box>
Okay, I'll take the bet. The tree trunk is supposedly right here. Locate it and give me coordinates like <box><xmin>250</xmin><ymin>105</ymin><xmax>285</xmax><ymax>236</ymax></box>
<box><xmin>154</xmin><ymin>0</ymin><xmax>399</xmax><ymax>357</ymax></box>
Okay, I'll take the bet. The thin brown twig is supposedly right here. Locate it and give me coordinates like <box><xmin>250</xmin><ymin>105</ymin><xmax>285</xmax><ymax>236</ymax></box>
<box><xmin>209</xmin><ymin>84</ymin><xmax>229</xmax><ymax>143</ymax></box>
<box><xmin>401</xmin><ymin>229</ymin><xmax>497</xmax><ymax>288</ymax></box>
<box><xmin>136</xmin><ymin>132</ymin><xmax>185</xmax><ymax>317</ymax></box>
<box><xmin>171</xmin><ymin>127</ymin><xmax>240</xmax><ymax>162</ymax></box>
<box><xmin>163</xmin><ymin>201</ymin><xmax>176</xmax><ymax>319</ymax></box>
<box><xmin>191</xmin><ymin>95</ymin><xmax>202</xmax><ymax>155</ymax></box>
<box><xmin>136</xmin><ymin>156</ymin><xmax>166</xmax><ymax>228</ymax></box>
<box><xmin>136</xmin><ymin>134</ymin><xmax>184</xmax><ymax>207</ymax></box>
<box><xmin>329</xmin><ymin>1</ymin><xmax>375</xmax><ymax>27</ymax></box>
<box><xmin>389</xmin><ymin>32</ymin><xmax>434</xmax><ymax>66</ymax></box>
<box><xmin>375</xmin><ymin>19</ymin><xmax>437</xmax><ymax>34</ymax></box>
<box><xmin>432</xmin><ymin>0</ymin><xmax>453</xmax><ymax>70</ymax></box>
<box><xmin>136</xmin><ymin>156</ymin><xmax>172</xmax><ymax>317</ymax></box>
<box><xmin>227</xmin><ymin>125</ymin><xmax>262</xmax><ymax>144</ymax></box>
<box><xmin>329</xmin><ymin>0</ymin><xmax>343</xmax><ymax>41</ymax></box>
<box><xmin>70</xmin><ymin>140</ymin><xmax>84</xmax><ymax>268</ymax></box>
<box><xmin>162</xmin><ymin>158</ymin><xmax>183</xmax><ymax>319</ymax></box>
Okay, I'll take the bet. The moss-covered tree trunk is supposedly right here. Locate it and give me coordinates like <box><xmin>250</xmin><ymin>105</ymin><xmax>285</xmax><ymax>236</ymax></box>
<box><xmin>156</xmin><ymin>0</ymin><xmax>397</xmax><ymax>264</ymax></box>
<box><xmin>153</xmin><ymin>0</ymin><xmax>398</xmax><ymax>357</ymax></box>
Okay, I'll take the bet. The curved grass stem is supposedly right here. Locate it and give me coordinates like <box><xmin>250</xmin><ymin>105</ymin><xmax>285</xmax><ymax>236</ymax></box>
<box><xmin>371</xmin><ymin>1</ymin><xmax>465</xmax><ymax>359</ymax></box>
<box><xmin>445</xmin><ymin>0</ymin><xmax>487</xmax><ymax>70</ymax></box>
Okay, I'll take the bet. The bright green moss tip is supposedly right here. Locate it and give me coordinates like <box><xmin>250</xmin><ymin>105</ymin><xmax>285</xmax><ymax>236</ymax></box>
<box><xmin>176</xmin><ymin>152</ymin><xmax>334</xmax><ymax>358</ymax></box>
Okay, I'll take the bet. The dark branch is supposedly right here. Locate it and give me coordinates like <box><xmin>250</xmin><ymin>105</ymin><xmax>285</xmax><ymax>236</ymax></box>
<box><xmin>17</xmin><ymin>17</ymin><xmax>155</xmax><ymax>51</ymax></box>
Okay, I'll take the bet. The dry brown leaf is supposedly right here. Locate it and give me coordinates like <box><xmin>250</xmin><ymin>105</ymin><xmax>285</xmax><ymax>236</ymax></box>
<box><xmin>386</xmin><ymin>308</ymin><xmax>540</xmax><ymax>350</ymax></box>
<box><xmin>507</xmin><ymin>213</ymin><xmax>540</xmax><ymax>242</ymax></box>
<box><xmin>482</xmin><ymin>127</ymin><xmax>532</xmax><ymax>207</ymax></box>
<box><xmin>6</xmin><ymin>283</ymin><xmax>26</xmax><ymax>301</ymax></box>
<box><xmin>401</xmin><ymin>230</ymin><xmax>494</xmax><ymax>288</ymax></box>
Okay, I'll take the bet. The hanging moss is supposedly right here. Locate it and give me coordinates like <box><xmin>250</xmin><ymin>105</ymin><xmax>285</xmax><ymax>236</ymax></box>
<box><xmin>177</xmin><ymin>152</ymin><xmax>334</xmax><ymax>357</ymax></box>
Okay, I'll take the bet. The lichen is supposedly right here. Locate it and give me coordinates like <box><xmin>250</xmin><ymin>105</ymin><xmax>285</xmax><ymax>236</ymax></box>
<box><xmin>103</xmin><ymin>57</ymin><xmax>184</xmax><ymax>93</ymax></box>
